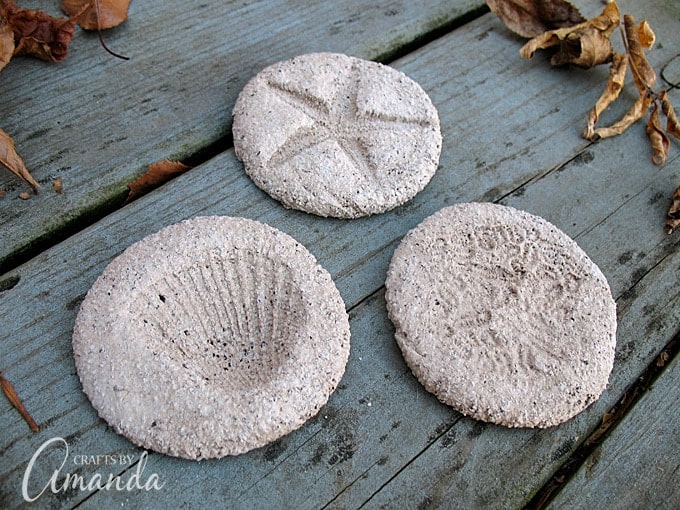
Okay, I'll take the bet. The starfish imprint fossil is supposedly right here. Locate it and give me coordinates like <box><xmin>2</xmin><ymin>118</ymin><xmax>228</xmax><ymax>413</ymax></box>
<box><xmin>233</xmin><ymin>53</ymin><xmax>442</xmax><ymax>218</ymax></box>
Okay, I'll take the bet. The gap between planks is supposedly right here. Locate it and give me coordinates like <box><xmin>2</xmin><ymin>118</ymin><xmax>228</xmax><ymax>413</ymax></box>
<box><xmin>0</xmin><ymin>3</ymin><xmax>490</xmax><ymax>277</ymax></box>
<box><xmin>526</xmin><ymin>329</ymin><xmax>680</xmax><ymax>509</ymax></box>
<box><xmin>333</xmin><ymin>222</ymin><xmax>680</xmax><ymax>509</ymax></box>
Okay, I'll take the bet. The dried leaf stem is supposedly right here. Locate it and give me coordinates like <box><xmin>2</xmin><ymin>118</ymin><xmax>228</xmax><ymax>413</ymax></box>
<box><xmin>67</xmin><ymin>0</ymin><xmax>129</xmax><ymax>60</ymax></box>
<box><xmin>0</xmin><ymin>128</ymin><xmax>40</xmax><ymax>193</ymax></box>
<box><xmin>94</xmin><ymin>0</ymin><xmax>129</xmax><ymax>60</ymax></box>
<box><xmin>1</xmin><ymin>370</ymin><xmax>39</xmax><ymax>432</ymax></box>
<box><xmin>490</xmin><ymin>0</ymin><xmax>680</xmax><ymax>232</ymax></box>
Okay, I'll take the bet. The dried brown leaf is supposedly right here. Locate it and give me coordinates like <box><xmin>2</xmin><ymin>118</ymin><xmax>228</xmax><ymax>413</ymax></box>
<box><xmin>551</xmin><ymin>27</ymin><xmax>613</xmax><ymax>68</ymax></box>
<box><xmin>588</xmin><ymin>1</ymin><xmax>621</xmax><ymax>38</ymax></box>
<box><xmin>519</xmin><ymin>29</ymin><xmax>564</xmax><ymax>60</ymax></box>
<box><xmin>659</xmin><ymin>91</ymin><xmax>680</xmax><ymax>140</ymax></box>
<box><xmin>62</xmin><ymin>0</ymin><xmax>131</xmax><ymax>30</ymax></box>
<box><xmin>62</xmin><ymin>0</ymin><xmax>129</xmax><ymax>59</ymax></box>
<box><xmin>667</xmin><ymin>186</ymin><xmax>680</xmax><ymax>234</ymax></box>
<box><xmin>0</xmin><ymin>128</ymin><xmax>40</xmax><ymax>193</ymax></box>
<box><xmin>1</xmin><ymin>371</ymin><xmax>39</xmax><ymax>432</ymax></box>
<box><xmin>519</xmin><ymin>0</ymin><xmax>619</xmax><ymax>67</ymax></box>
<box><xmin>637</xmin><ymin>20</ymin><xmax>655</xmax><ymax>50</ymax></box>
<box><xmin>646</xmin><ymin>101</ymin><xmax>669</xmax><ymax>166</ymax></box>
<box><xmin>486</xmin><ymin>0</ymin><xmax>585</xmax><ymax>39</ymax></box>
<box><xmin>589</xmin><ymin>92</ymin><xmax>652</xmax><ymax>140</ymax></box>
<box><xmin>0</xmin><ymin>18</ymin><xmax>14</xmax><ymax>71</ymax></box>
<box><xmin>5</xmin><ymin>4</ymin><xmax>75</xmax><ymax>62</ymax></box>
<box><xmin>53</xmin><ymin>176</ymin><xmax>63</xmax><ymax>193</ymax></box>
<box><xmin>624</xmin><ymin>14</ymin><xmax>656</xmax><ymax>93</ymax></box>
<box><xmin>584</xmin><ymin>53</ymin><xmax>628</xmax><ymax>139</ymax></box>
<box><xmin>125</xmin><ymin>159</ymin><xmax>192</xmax><ymax>203</ymax></box>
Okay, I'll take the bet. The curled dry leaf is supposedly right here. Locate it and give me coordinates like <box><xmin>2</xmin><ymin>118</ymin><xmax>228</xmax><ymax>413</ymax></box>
<box><xmin>624</xmin><ymin>14</ymin><xmax>657</xmax><ymax>93</ymax></box>
<box><xmin>588</xmin><ymin>92</ymin><xmax>652</xmax><ymax>140</ymax></box>
<box><xmin>656</xmin><ymin>350</ymin><xmax>670</xmax><ymax>367</ymax></box>
<box><xmin>62</xmin><ymin>0</ymin><xmax>131</xmax><ymax>30</ymax></box>
<box><xmin>125</xmin><ymin>159</ymin><xmax>192</xmax><ymax>204</ymax></box>
<box><xmin>636</xmin><ymin>20</ymin><xmax>655</xmax><ymax>50</ymax></box>
<box><xmin>519</xmin><ymin>0</ymin><xmax>620</xmax><ymax>68</ymax></box>
<box><xmin>4</xmin><ymin>3</ymin><xmax>75</xmax><ymax>62</ymax></box>
<box><xmin>1</xmin><ymin>371</ymin><xmax>39</xmax><ymax>432</ymax></box>
<box><xmin>486</xmin><ymin>0</ymin><xmax>585</xmax><ymax>39</ymax></box>
<box><xmin>492</xmin><ymin>0</ymin><xmax>677</xmax><ymax>231</ymax></box>
<box><xmin>646</xmin><ymin>101</ymin><xmax>669</xmax><ymax>166</ymax></box>
<box><xmin>0</xmin><ymin>128</ymin><xmax>40</xmax><ymax>193</ymax></box>
<box><xmin>667</xmin><ymin>186</ymin><xmax>680</xmax><ymax>235</ymax></box>
<box><xmin>551</xmin><ymin>27</ymin><xmax>613</xmax><ymax>68</ymax></box>
<box><xmin>0</xmin><ymin>18</ymin><xmax>14</xmax><ymax>71</ymax></box>
<box><xmin>583</xmin><ymin>8</ymin><xmax>672</xmax><ymax>169</ymax></box>
<box><xmin>659</xmin><ymin>91</ymin><xmax>680</xmax><ymax>140</ymax></box>
<box><xmin>584</xmin><ymin>53</ymin><xmax>627</xmax><ymax>140</ymax></box>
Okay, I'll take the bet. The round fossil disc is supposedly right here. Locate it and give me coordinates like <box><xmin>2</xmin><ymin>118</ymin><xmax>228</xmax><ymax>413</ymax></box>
<box><xmin>385</xmin><ymin>203</ymin><xmax>617</xmax><ymax>428</ymax></box>
<box><xmin>73</xmin><ymin>216</ymin><xmax>350</xmax><ymax>459</ymax></box>
<box><xmin>232</xmin><ymin>52</ymin><xmax>442</xmax><ymax>218</ymax></box>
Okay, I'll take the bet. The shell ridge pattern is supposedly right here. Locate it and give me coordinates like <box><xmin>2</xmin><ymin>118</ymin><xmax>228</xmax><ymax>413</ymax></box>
<box><xmin>73</xmin><ymin>216</ymin><xmax>351</xmax><ymax>458</ymax></box>
<box><xmin>206</xmin><ymin>255</ymin><xmax>242</xmax><ymax>345</ymax></box>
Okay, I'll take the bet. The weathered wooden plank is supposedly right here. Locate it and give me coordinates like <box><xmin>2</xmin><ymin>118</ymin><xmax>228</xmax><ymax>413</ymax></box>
<box><xmin>341</xmin><ymin>24</ymin><xmax>680</xmax><ymax>501</ymax></box>
<box><xmin>60</xmin><ymin>213</ymin><xmax>680</xmax><ymax>509</ymax></box>
<box><xmin>548</xmin><ymin>355</ymin><xmax>679</xmax><ymax>510</ymax></box>
<box><xmin>0</xmin><ymin>0</ymin><xmax>485</xmax><ymax>272</ymax></box>
<box><xmin>324</xmin><ymin>116</ymin><xmax>680</xmax><ymax>508</ymax></box>
<box><xmin>346</xmin><ymin>160</ymin><xmax>680</xmax><ymax>510</ymax></box>
<box><xmin>1</xmin><ymin>0</ymin><xmax>679</xmax><ymax>508</ymax></box>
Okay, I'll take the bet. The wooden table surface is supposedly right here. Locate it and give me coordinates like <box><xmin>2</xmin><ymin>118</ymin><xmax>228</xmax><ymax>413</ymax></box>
<box><xmin>1</xmin><ymin>1</ymin><xmax>678</xmax><ymax>508</ymax></box>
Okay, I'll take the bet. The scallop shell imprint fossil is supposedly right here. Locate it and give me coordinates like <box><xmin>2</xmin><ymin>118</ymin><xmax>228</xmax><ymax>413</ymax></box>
<box><xmin>73</xmin><ymin>216</ymin><xmax>350</xmax><ymax>460</ymax></box>
<box><xmin>233</xmin><ymin>52</ymin><xmax>442</xmax><ymax>218</ymax></box>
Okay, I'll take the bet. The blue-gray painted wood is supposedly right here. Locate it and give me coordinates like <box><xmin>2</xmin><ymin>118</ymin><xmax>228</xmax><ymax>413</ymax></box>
<box><xmin>0</xmin><ymin>0</ymin><xmax>484</xmax><ymax>271</ymax></box>
<box><xmin>1</xmin><ymin>0</ymin><xmax>679</xmax><ymax>508</ymax></box>
<box><xmin>549</xmin><ymin>355</ymin><xmax>679</xmax><ymax>510</ymax></box>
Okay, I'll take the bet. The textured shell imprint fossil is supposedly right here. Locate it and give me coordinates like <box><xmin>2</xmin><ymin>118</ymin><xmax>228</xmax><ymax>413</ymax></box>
<box><xmin>232</xmin><ymin>52</ymin><xmax>442</xmax><ymax>218</ymax></box>
<box><xmin>72</xmin><ymin>216</ymin><xmax>350</xmax><ymax>460</ymax></box>
<box><xmin>385</xmin><ymin>203</ymin><xmax>618</xmax><ymax>428</ymax></box>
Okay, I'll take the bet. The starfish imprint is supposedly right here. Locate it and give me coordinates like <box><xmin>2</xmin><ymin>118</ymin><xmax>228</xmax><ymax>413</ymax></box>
<box><xmin>233</xmin><ymin>53</ymin><xmax>442</xmax><ymax>218</ymax></box>
<box><xmin>266</xmin><ymin>74</ymin><xmax>433</xmax><ymax>189</ymax></box>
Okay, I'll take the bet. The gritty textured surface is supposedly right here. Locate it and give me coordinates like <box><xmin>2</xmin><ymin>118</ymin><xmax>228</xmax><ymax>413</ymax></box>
<box><xmin>72</xmin><ymin>216</ymin><xmax>350</xmax><ymax>459</ymax></box>
<box><xmin>385</xmin><ymin>203</ymin><xmax>617</xmax><ymax>428</ymax></box>
<box><xmin>232</xmin><ymin>52</ymin><xmax>442</xmax><ymax>218</ymax></box>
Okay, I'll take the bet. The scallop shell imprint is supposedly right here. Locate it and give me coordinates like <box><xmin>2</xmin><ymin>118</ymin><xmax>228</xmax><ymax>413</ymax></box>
<box><xmin>385</xmin><ymin>203</ymin><xmax>617</xmax><ymax>428</ymax></box>
<box><xmin>232</xmin><ymin>52</ymin><xmax>442</xmax><ymax>218</ymax></box>
<box><xmin>73</xmin><ymin>216</ymin><xmax>350</xmax><ymax>460</ymax></box>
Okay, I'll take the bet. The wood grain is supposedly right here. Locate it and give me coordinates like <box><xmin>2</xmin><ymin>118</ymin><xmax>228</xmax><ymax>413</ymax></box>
<box><xmin>1</xmin><ymin>0</ymin><xmax>678</xmax><ymax>508</ymax></box>
<box><xmin>549</xmin><ymin>355</ymin><xmax>679</xmax><ymax>510</ymax></box>
<box><xmin>0</xmin><ymin>0</ymin><xmax>484</xmax><ymax>271</ymax></box>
